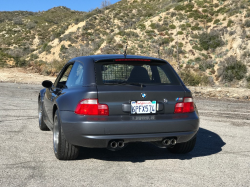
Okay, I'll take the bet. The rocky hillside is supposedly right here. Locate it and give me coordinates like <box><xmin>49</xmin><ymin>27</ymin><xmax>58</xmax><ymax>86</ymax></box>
<box><xmin>1</xmin><ymin>0</ymin><xmax>250</xmax><ymax>88</ymax></box>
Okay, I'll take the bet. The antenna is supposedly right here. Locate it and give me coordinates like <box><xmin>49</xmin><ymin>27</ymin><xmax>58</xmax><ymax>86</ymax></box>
<box><xmin>124</xmin><ymin>22</ymin><xmax>133</xmax><ymax>58</ymax></box>
<box><xmin>124</xmin><ymin>44</ymin><xmax>127</xmax><ymax>58</ymax></box>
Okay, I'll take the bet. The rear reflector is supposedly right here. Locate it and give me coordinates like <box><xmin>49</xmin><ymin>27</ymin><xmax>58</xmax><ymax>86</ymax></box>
<box><xmin>174</xmin><ymin>97</ymin><xmax>194</xmax><ymax>113</ymax></box>
<box><xmin>75</xmin><ymin>99</ymin><xmax>109</xmax><ymax>116</ymax></box>
<box><xmin>115</xmin><ymin>59</ymin><xmax>151</xmax><ymax>62</ymax></box>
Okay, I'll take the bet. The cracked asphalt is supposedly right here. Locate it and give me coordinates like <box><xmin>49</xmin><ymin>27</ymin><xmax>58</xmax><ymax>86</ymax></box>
<box><xmin>0</xmin><ymin>83</ymin><xmax>249</xmax><ymax>187</ymax></box>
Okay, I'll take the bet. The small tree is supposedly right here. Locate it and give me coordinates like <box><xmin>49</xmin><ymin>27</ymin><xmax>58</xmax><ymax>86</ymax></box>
<box><xmin>101</xmin><ymin>0</ymin><xmax>111</xmax><ymax>9</ymax></box>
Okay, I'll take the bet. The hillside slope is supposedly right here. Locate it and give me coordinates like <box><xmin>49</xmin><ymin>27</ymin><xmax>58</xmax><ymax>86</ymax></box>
<box><xmin>0</xmin><ymin>0</ymin><xmax>250</xmax><ymax>87</ymax></box>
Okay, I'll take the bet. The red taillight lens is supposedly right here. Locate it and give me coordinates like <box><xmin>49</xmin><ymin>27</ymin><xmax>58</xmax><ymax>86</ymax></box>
<box><xmin>174</xmin><ymin>97</ymin><xmax>194</xmax><ymax>113</ymax></box>
<box><xmin>75</xmin><ymin>99</ymin><xmax>109</xmax><ymax>116</ymax></box>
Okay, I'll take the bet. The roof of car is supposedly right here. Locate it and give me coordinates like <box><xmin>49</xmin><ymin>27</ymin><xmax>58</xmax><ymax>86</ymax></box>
<box><xmin>70</xmin><ymin>54</ymin><xmax>164</xmax><ymax>63</ymax></box>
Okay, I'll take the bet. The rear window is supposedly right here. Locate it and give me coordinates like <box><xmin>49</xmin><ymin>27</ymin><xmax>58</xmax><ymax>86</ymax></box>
<box><xmin>95</xmin><ymin>60</ymin><xmax>180</xmax><ymax>85</ymax></box>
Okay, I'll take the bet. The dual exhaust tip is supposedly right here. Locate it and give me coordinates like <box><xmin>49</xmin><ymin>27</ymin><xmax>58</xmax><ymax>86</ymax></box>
<box><xmin>109</xmin><ymin>140</ymin><xmax>124</xmax><ymax>149</ymax></box>
<box><xmin>162</xmin><ymin>138</ymin><xmax>177</xmax><ymax>146</ymax></box>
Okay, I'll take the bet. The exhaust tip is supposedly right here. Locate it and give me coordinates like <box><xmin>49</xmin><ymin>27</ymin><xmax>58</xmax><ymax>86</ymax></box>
<box><xmin>162</xmin><ymin>139</ymin><xmax>170</xmax><ymax>146</ymax></box>
<box><xmin>118</xmin><ymin>141</ymin><xmax>124</xmax><ymax>148</ymax></box>
<box><xmin>110</xmin><ymin>141</ymin><xmax>118</xmax><ymax>148</ymax></box>
<box><xmin>171</xmin><ymin>139</ymin><xmax>177</xmax><ymax>145</ymax></box>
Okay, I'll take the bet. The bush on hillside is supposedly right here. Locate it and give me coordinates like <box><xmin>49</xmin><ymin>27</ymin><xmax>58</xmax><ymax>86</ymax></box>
<box><xmin>199</xmin><ymin>60</ymin><xmax>214</xmax><ymax>71</ymax></box>
<box><xmin>179</xmin><ymin>70</ymin><xmax>209</xmax><ymax>86</ymax></box>
<box><xmin>26</xmin><ymin>21</ymin><xmax>36</xmax><ymax>29</ymax></box>
<box><xmin>13</xmin><ymin>17</ymin><xmax>23</xmax><ymax>25</ymax></box>
<box><xmin>227</xmin><ymin>19</ymin><xmax>234</xmax><ymax>27</ymax></box>
<box><xmin>244</xmin><ymin>19</ymin><xmax>250</xmax><ymax>27</ymax></box>
<box><xmin>213</xmin><ymin>19</ymin><xmax>220</xmax><ymax>24</ymax></box>
<box><xmin>138</xmin><ymin>23</ymin><xmax>146</xmax><ymax>30</ymax></box>
<box><xmin>169</xmin><ymin>24</ymin><xmax>176</xmax><ymax>30</ymax></box>
<box><xmin>222</xmin><ymin>56</ymin><xmax>247</xmax><ymax>82</ymax></box>
<box><xmin>174</xmin><ymin>5</ymin><xmax>186</xmax><ymax>11</ymax></box>
<box><xmin>177</xmin><ymin>31</ymin><xmax>184</xmax><ymax>35</ymax></box>
<box><xmin>199</xmin><ymin>30</ymin><xmax>224</xmax><ymax>51</ymax></box>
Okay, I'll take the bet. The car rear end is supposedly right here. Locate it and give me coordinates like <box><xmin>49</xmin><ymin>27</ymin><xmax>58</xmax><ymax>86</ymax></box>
<box><xmin>60</xmin><ymin>56</ymin><xmax>199</xmax><ymax>150</ymax></box>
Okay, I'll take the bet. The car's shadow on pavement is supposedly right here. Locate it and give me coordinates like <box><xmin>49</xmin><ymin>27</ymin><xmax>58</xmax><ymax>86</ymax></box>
<box><xmin>77</xmin><ymin>128</ymin><xmax>226</xmax><ymax>162</ymax></box>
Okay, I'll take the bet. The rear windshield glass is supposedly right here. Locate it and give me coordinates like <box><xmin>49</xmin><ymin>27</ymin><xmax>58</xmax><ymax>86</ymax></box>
<box><xmin>95</xmin><ymin>61</ymin><xmax>180</xmax><ymax>85</ymax></box>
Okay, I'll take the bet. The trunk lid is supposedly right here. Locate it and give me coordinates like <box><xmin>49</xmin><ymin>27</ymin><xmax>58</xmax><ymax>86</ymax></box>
<box><xmin>97</xmin><ymin>85</ymin><xmax>185</xmax><ymax>115</ymax></box>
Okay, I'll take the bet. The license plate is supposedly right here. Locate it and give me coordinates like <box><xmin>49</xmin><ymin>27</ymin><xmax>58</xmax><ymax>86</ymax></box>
<box><xmin>131</xmin><ymin>101</ymin><xmax>156</xmax><ymax>114</ymax></box>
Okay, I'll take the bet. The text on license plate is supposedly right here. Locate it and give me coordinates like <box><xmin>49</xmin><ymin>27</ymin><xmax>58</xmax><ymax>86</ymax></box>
<box><xmin>131</xmin><ymin>101</ymin><xmax>156</xmax><ymax>114</ymax></box>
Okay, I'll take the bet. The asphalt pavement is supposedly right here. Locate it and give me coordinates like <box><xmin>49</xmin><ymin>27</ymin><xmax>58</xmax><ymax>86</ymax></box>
<box><xmin>0</xmin><ymin>83</ymin><xmax>249</xmax><ymax>187</ymax></box>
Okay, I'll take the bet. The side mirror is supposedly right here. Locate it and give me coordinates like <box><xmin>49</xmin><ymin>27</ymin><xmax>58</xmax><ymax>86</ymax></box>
<box><xmin>42</xmin><ymin>80</ymin><xmax>53</xmax><ymax>88</ymax></box>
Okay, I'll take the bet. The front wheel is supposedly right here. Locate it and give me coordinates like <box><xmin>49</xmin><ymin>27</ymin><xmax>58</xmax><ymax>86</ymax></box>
<box><xmin>53</xmin><ymin>110</ymin><xmax>79</xmax><ymax>160</ymax></box>
<box><xmin>167</xmin><ymin>135</ymin><xmax>196</xmax><ymax>154</ymax></box>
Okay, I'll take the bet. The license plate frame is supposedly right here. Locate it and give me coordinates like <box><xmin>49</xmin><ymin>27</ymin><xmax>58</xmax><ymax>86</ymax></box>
<box><xmin>131</xmin><ymin>101</ymin><xmax>156</xmax><ymax>114</ymax></box>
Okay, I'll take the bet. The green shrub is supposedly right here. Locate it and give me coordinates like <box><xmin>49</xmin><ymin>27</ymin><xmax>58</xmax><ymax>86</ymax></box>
<box><xmin>149</xmin><ymin>23</ymin><xmax>157</xmax><ymax>29</ymax></box>
<box><xmin>179</xmin><ymin>70</ymin><xmax>209</xmax><ymax>86</ymax></box>
<box><xmin>30</xmin><ymin>53</ymin><xmax>39</xmax><ymax>60</ymax></box>
<box><xmin>213</xmin><ymin>19</ymin><xmax>220</xmax><ymax>24</ymax></box>
<box><xmin>244</xmin><ymin>19</ymin><xmax>250</xmax><ymax>27</ymax></box>
<box><xmin>13</xmin><ymin>17</ymin><xmax>23</xmax><ymax>25</ymax></box>
<box><xmin>169</xmin><ymin>24</ymin><xmax>176</xmax><ymax>30</ymax></box>
<box><xmin>14</xmin><ymin>57</ymin><xmax>27</xmax><ymax>67</ymax></box>
<box><xmin>191</xmin><ymin>24</ymin><xmax>201</xmax><ymax>31</ymax></box>
<box><xmin>206</xmin><ymin>17</ymin><xmax>213</xmax><ymax>23</ymax></box>
<box><xmin>179</xmin><ymin>24</ymin><xmax>186</xmax><ymax>31</ymax></box>
<box><xmin>227</xmin><ymin>19</ymin><xmax>234</xmax><ymax>27</ymax></box>
<box><xmin>185</xmin><ymin>3</ymin><xmax>194</xmax><ymax>12</ymax></box>
<box><xmin>174</xmin><ymin>5</ymin><xmax>186</xmax><ymax>11</ymax></box>
<box><xmin>157</xmin><ymin>25</ymin><xmax>168</xmax><ymax>32</ymax></box>
<box><xmin>158</xmin><ymin>38</ymin><xmax>171</xmax><ymax>46</ymax></box>
<box><xmin>214</xmin><ymin>3</ymin><xmax>219</xmax><ymax>8</ymax></box>
<box><xmin>216</xmin><ymin>7</ymin><xmax>227</xmax><ymax>14</ymax></box>
<box><xmin>145</xmin><ymin>29</ymin><xmax>155</xmax><ymax>35</ymax></box>
<box><xmin>223</xmin><ymin>58</ymin><xmax>247</xmax><ymax>82</ymax></box>
<box><xmin>178</xmin><ymin>42</ymin><xmax>183</xmax><ymax>48</ymax></box>
<box><xmin>60</xmin><ymin>44</ymin><xmax>67</xmax><ymax>53</ymax></box>
<box><xmin>199</xmin><ymin>60</ymin><xmax>214</xmax><ymax>71</ymax></box>
<box><xmin>192</xmin><ymin>45</ymin><xmax>203</xmax><ymax>51</ymax></box>
<box><xmin>106</xmin><ymin>35</ymin><xmax>114</xmax><ymax>44</ymax></box>
<box><xmin>246</xmin><ymin>76</ymin><xmax>250</xmax><ymax>82</ymax></box>
<box><xmin>199</xmin><ymin>31</ymin><xmax>224</xmax><ymax>50</ymax></box>
<box><xmin>202</xmin><ymin>9</ymin><xmax>208</xmax><ymax>13</ymax></box>
<box><xmin>138</xmin><ymin>43</ymin><xmax>143</xmax><ymax>48</ymax></box>
<box><xmin>201</xmin><ymin>53</ymin><xmax>208</xmax><ymax>59</ymax></box>
<box><xmin>177</xmin><ymin>31</ymin><xmax>183</xmax><ymax>35</ymax></box>
<box><xmin>196</xmin><ymin>1</ymin><xmax>205</xmax><ymax>7</ymax></box>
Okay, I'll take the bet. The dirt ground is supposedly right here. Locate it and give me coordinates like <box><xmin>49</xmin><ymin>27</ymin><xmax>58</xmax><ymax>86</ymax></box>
<box><xmin>0</xmin><ymin>67</ymin><xmax>250</xmax><ymax>101</ymax></box>
<box><xmin>0</xmin><ymin>68</ymin><xmax>56</xmax><ymax>85</ymax></box>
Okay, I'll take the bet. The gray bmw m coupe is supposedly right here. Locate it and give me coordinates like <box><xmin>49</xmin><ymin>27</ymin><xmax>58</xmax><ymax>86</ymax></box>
<box><xmin>38</xmin><ymin>55</ymin><xmax>199</xmax><ymax>160</ymax></box>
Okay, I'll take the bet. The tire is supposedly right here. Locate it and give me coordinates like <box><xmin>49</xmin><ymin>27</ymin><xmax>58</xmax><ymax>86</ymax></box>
<box><xmin>38</xmin><ymin>99</ymin><xmax>49</xmax><ymax>131</ymax></box>
<box><xmin>53</xmin><ymin>110</ymin><xmax>79</xmax><ymax>160</ymax></box>
<box><xmin>168</xmin><ymin>135</ymin><xmax>196</xmax><ymax>154</ymax></box>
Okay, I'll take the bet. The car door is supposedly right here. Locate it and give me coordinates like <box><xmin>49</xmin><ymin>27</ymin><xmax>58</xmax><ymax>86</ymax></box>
<box><xmin>43</xmin><ymin>62</ymin><xmax>74</xmax><ymax>125</ymax></box>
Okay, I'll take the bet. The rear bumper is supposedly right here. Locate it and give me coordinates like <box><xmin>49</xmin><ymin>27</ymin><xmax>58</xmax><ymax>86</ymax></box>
<box><xmin>59</xmin><ymin>111</ymin><xmax>199</xmax><ymax>148</ymax></box>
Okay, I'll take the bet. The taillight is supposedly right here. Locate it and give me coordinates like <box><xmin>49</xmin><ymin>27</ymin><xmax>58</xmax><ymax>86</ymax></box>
<box><xmin>75</xmin><ymin>99</ymin><xmax>109</xmax><ymax>116</ymax></box>
<box><xmin>174</xmin><ymin>97</ymin><xmax>194</xmax><ymax>113</ymax></box>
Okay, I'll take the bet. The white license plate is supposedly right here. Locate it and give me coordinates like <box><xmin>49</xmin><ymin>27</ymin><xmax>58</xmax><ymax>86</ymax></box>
<box><xmin>131</xmin><ymin>101</ymin><xmax>156</xmax><ymax>114</ymax></box>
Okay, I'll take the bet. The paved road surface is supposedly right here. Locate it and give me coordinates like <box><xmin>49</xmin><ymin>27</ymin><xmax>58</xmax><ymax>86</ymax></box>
<box><xmin>0</xmin><ymin>83</ymin><xmax>249</xmax><ymax>186</ymax></box>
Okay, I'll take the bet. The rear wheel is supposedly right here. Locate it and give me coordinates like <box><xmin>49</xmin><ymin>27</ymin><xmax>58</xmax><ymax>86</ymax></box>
<box><xmin>167</xmin><ymin>135</ymin><xmax>196</xmax><ymax>154</ymax></box>
<box><xmin>38</xmin><ymin>100</ymin><xmax>49</xmax><ymax>131</ymax></box>
<box><xmin>53</xmin><ymin>110</ymin><xmax>79</xmax><ymax>160</ymax></box>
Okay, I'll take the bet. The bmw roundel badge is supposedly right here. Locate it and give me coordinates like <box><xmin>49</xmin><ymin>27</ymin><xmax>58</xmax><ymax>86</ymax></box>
<box><xmin>141</xmin><ymin>93</ymin><xmax>147</xmax><ymax>99</ymax></box>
